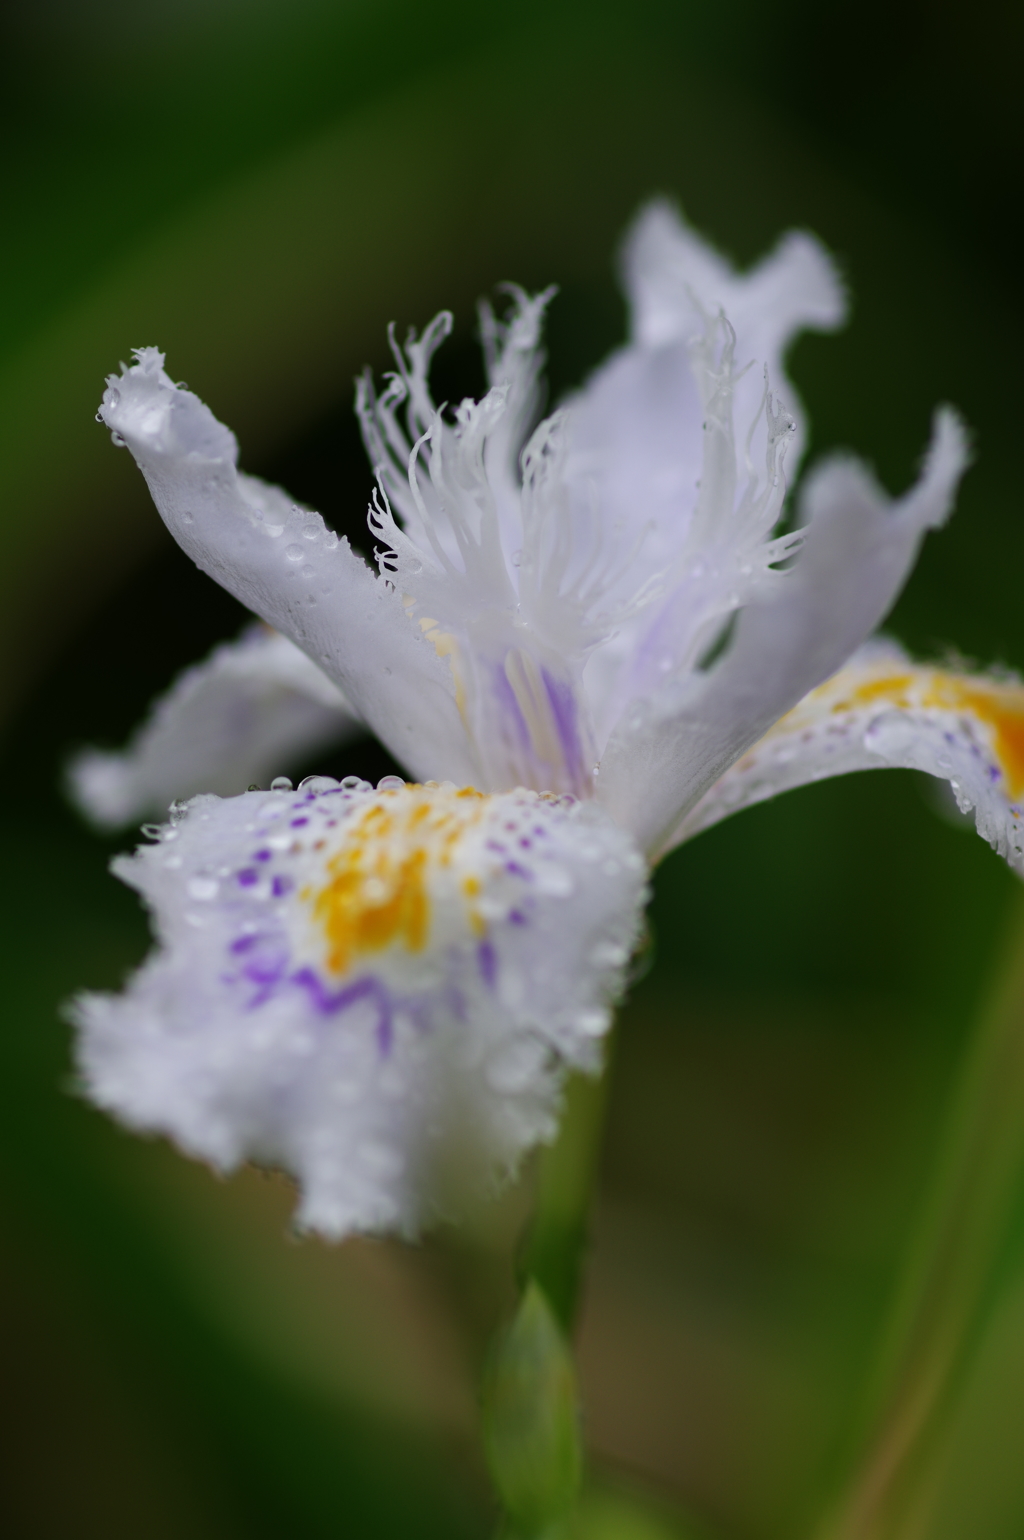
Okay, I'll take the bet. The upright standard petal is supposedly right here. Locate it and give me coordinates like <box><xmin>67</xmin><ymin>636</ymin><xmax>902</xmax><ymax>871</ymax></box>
<box><xmin>68</xmin><ymin>626</ymin><xmax>361</xmax><ymax>830</ymax></box>
<box><xmin>671</xmin><ymin>643</ymin><xmax>1024</xmax><ymax>873</ymax></box>
<box><xmin>597</xmin><ymin>410</ymin><xmax>970</xmax><ymax>858</ymax></box>
<box><xmin>356</xmin><ymin>298</ymin><xmax>621</xmax><ymax>799</ymax></box>
<box><xmin>71</xmin><ymin>779</ymin><xmax>646</xmax><ymax>1238</ymax></box>
<box><xmin>564</xmin><ymin>200</ymin><xmax>844</xmax><ymax>578</ymax></box>
<box><xmin>623</xmin><ymin>198</ymin><xmax>845</xmax><ymax>360</ymax></box>
<box><xmin>97</xmin><ymin>351</ymin><xmax>479</xmax><ymax>788</ymax></box>
<box><xmin>565</xmin><ymin>203</ymin><xmax>847</xmax><ymax>749</ymax></box>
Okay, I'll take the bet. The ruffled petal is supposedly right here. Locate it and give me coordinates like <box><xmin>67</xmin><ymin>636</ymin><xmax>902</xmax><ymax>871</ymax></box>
<box><xmin>357</xmin><ymin>306</ymin><xmax>603</xmax><ymax>797</ymax></box>
<box><xmin>623</xmin><ymin>198</ymin><xmax>846</xmax><ymax>359</ymax></box>
<box><xmin>97</xmin><ymin>350</ymin><xmax>479</xmax><ymax>787</ymax></box>
<box><xmin>71</xmin><ymin>779</ymin><xmax>647</xmax><ymax>1239</ymax></box>
<box><xmin>597</xmin><ymin>409</ymin><xmax>970</xmax><ymax>858</ymax></box>
<box><xmin>67</xmin><ymin>626</ymin><xmax>361</xmax><ymax>830</ymax></box>
<box><xmin>566</xmin><ymin>202</ymin><xmax>846</xmax><ymax>747</ymax></box>
<box><xmin>565</xmin><ymin>201</ymin><xmax>844</xmax><ymax>564</ymax></box>
<box><xmin>670</xmin><ymin>642</ymin><xmax>1024</xmax><ymax>873</ymax></box>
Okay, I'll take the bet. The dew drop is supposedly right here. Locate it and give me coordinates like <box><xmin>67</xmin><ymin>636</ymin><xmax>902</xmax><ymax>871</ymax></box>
<box><xmin>140</xmin><ymin>823</ymin><xmax>162</xmax><ymax>840</ymax></box>
<box><xmin>590</xmin><ymin>941</ymin><xmax>627</xmax><ymax>967</ymax></box>
<box><xmin>486</xmin><ymin>1037</ymin><xmax>545</xmax><ymax>1093</ymax></box>
<box><xmin>270</xmin><ymin>776</ymin><xmax>294</xmax><ymax>792</ymax></box>
<box><xmin>298</xmin><ymin>775</ymin><xmax>340</xmax><ymax>792</ymax></box>
<box><xmin>285</xmin><ymin>543</ymin><xmax>303</xmax><ymax>562</ymax></box>
<box><xmin>377</xmin><ymin>775</ymin><xmax>405</xmax><ymax>791</ymax></box>
<box><xmin>535</xmin><ymin>865</ymin><xmax>573</xmax><ymax>897</ymax></box>
<box><xmin>358</xmin><ymin>1140</ymin><xmax>402</xmax><ymax>1176</ymax></box>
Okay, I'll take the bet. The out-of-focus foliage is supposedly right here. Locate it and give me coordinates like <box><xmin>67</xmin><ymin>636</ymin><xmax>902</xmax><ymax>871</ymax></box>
<box><xmin>1</xmin><ymin>2</ymin><xmax>1023</xmax><ymax>1537</ymax></box>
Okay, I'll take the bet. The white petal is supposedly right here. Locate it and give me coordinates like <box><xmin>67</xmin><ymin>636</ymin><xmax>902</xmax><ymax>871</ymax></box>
<box><xmin>671</xmin><ymin>643</ymin><xmax>1024</xmax><ymax>873</ymax></box>
<box><xmin>479</xmin><ymin>283</ymin><xmax>559</xmax><ymax>535</ymax></box>
<box><xmin>597</xmin><ymin>410</ymin><xmax>970</xmax><ymax>858</ymax></box>
<box><xmin>356</xmin><ymin>288</ymin><xmax>556</xmax><ymax>577</ymax></box>
<box><xmin>357</xmin><ymin>308</ymin><xmax>602</xmax><ymax>796</ymax></box>
<box><xmin>97</xmin><ymin>350</ymin><xmax>478</xmax><ymax>787</ymax></box>
<box><xmin>71</xmin><ymin>780</ymin><xmax>647</xmax><ymax>1239</ymax></box>
<box><xmin>566</xmin><ymin>201</ymin><xmax>844</xmax><ymax>557</ymax></box>
<box><xmin>623</xmin><ymin>198</ymin><xmax>845</xmax><ymax>357</ymax></box>
<box><xmin>566</xmin><ymin>202</ymin><xmax>845</xmax><ymax>748</ymax></box>
<box><xmin>67</xmin><ymin>626</ymin><xmax>361</xmax><ymax>830</ymax></box>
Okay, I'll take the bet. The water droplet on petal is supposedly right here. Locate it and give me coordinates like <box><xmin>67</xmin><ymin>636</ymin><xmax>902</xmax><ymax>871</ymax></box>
<box><xmin>486</xmin><ymin>1037</ymin><xmax>546</xmax><ymax>1092</ymax></box>
<box><xmin>358</xmin><ymin>1140</ymin><xmax>402</xmax><ymax>1176</ymax></box>
<box><xmin>590</xmin><ymin>941</ymin><xmax>627</xmax><ymax>967</ymax></box>
<box><xmin>270</xmin><ymin>776</ymin><xmax>294</xmax><ymax>792</ymax></box>
<box><xmin>535</xmin><ymin>865</ymin><xmax>573</xmax><ymax>897</ymax></box>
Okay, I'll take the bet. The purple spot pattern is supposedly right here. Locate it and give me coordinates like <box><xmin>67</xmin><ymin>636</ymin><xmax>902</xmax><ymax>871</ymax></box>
<box><xmin>205</xmin><ymin>781</ymin><xmax>590</xmax><ymax>1061</ymax></box>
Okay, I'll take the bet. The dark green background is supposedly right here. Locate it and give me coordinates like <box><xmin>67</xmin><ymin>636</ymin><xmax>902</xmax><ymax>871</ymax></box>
<box><xmin>2</xmin><ymin>2</ymin><xmax>1022</xmax><ymax>1535</ymax></box>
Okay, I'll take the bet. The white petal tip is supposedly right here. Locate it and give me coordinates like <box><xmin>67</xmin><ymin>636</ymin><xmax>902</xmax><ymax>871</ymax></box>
<box><xmin>98</xmin><ymin>347</ymin><xmax>238</xmax><ymax>466</ymax></box>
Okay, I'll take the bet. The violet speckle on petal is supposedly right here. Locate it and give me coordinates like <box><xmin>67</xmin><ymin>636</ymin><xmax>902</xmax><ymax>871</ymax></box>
<box><xmin>70</xmin><ymin>780</ymin><xmax>647</xmax><ymax>1240</ymax></box>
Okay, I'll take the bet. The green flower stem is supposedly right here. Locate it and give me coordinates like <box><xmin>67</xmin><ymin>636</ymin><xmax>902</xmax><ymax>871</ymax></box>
<box><xmin>519</xmin><ymin>1049</ymin><xmax>617</xmax><ymax>1333</ymax></box>
<box><xmin>483</xmin><ymin>1281</ymin><xmax>583</xmax><ymax>1540</ymax></box>
<box><xmin>483</xmin><ymin>1032</ymin><xmax>619</xmax><ymax>1537</ymax></box>
<box><xmin>819</xmin><ymin>888</ymin><xmax>1024</xmax><ymax>1540</ymax></box>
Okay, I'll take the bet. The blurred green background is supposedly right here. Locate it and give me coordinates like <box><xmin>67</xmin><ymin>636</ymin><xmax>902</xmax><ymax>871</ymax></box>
<box><xmin>2</xmin><ymin>1</ymin><xmax>1023</xmax><ymax>1535</ymax></box>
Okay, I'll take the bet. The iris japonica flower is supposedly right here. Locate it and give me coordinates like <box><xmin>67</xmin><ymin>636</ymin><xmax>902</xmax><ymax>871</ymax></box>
<box><xmin>71</xmin><ymin>204</ymin><xmax>1024</xmax><ymax>1240</ymax></box>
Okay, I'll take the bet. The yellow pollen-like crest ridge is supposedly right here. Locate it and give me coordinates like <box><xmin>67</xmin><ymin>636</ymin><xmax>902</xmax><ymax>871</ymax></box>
<box><xmin>826</xmin><ymin>668</ymin><xmax>1024</xmax><ymax>800</ymax></box>
<box><xmin>311</xmin><ymin>784</ymin><xmax>488</xmax><ymax>975</ymax></box>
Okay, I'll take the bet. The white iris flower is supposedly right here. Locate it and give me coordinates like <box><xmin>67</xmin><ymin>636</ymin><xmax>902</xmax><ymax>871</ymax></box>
<box><xmin>73</xmin><ymin>202</ymin><xmax>1024</xmax><ymax>1240</ymax></box>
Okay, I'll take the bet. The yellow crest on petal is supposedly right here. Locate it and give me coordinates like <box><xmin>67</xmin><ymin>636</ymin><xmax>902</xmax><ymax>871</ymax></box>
<box><xmin>832</xmin><ymin>670</ymin><xmax>1024</xmax><ymax>801</ymax></box>
<box><xmin>309</xmin><ymin>784</ymin><xmax>488</xmax><ymax>974</ymax></box>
